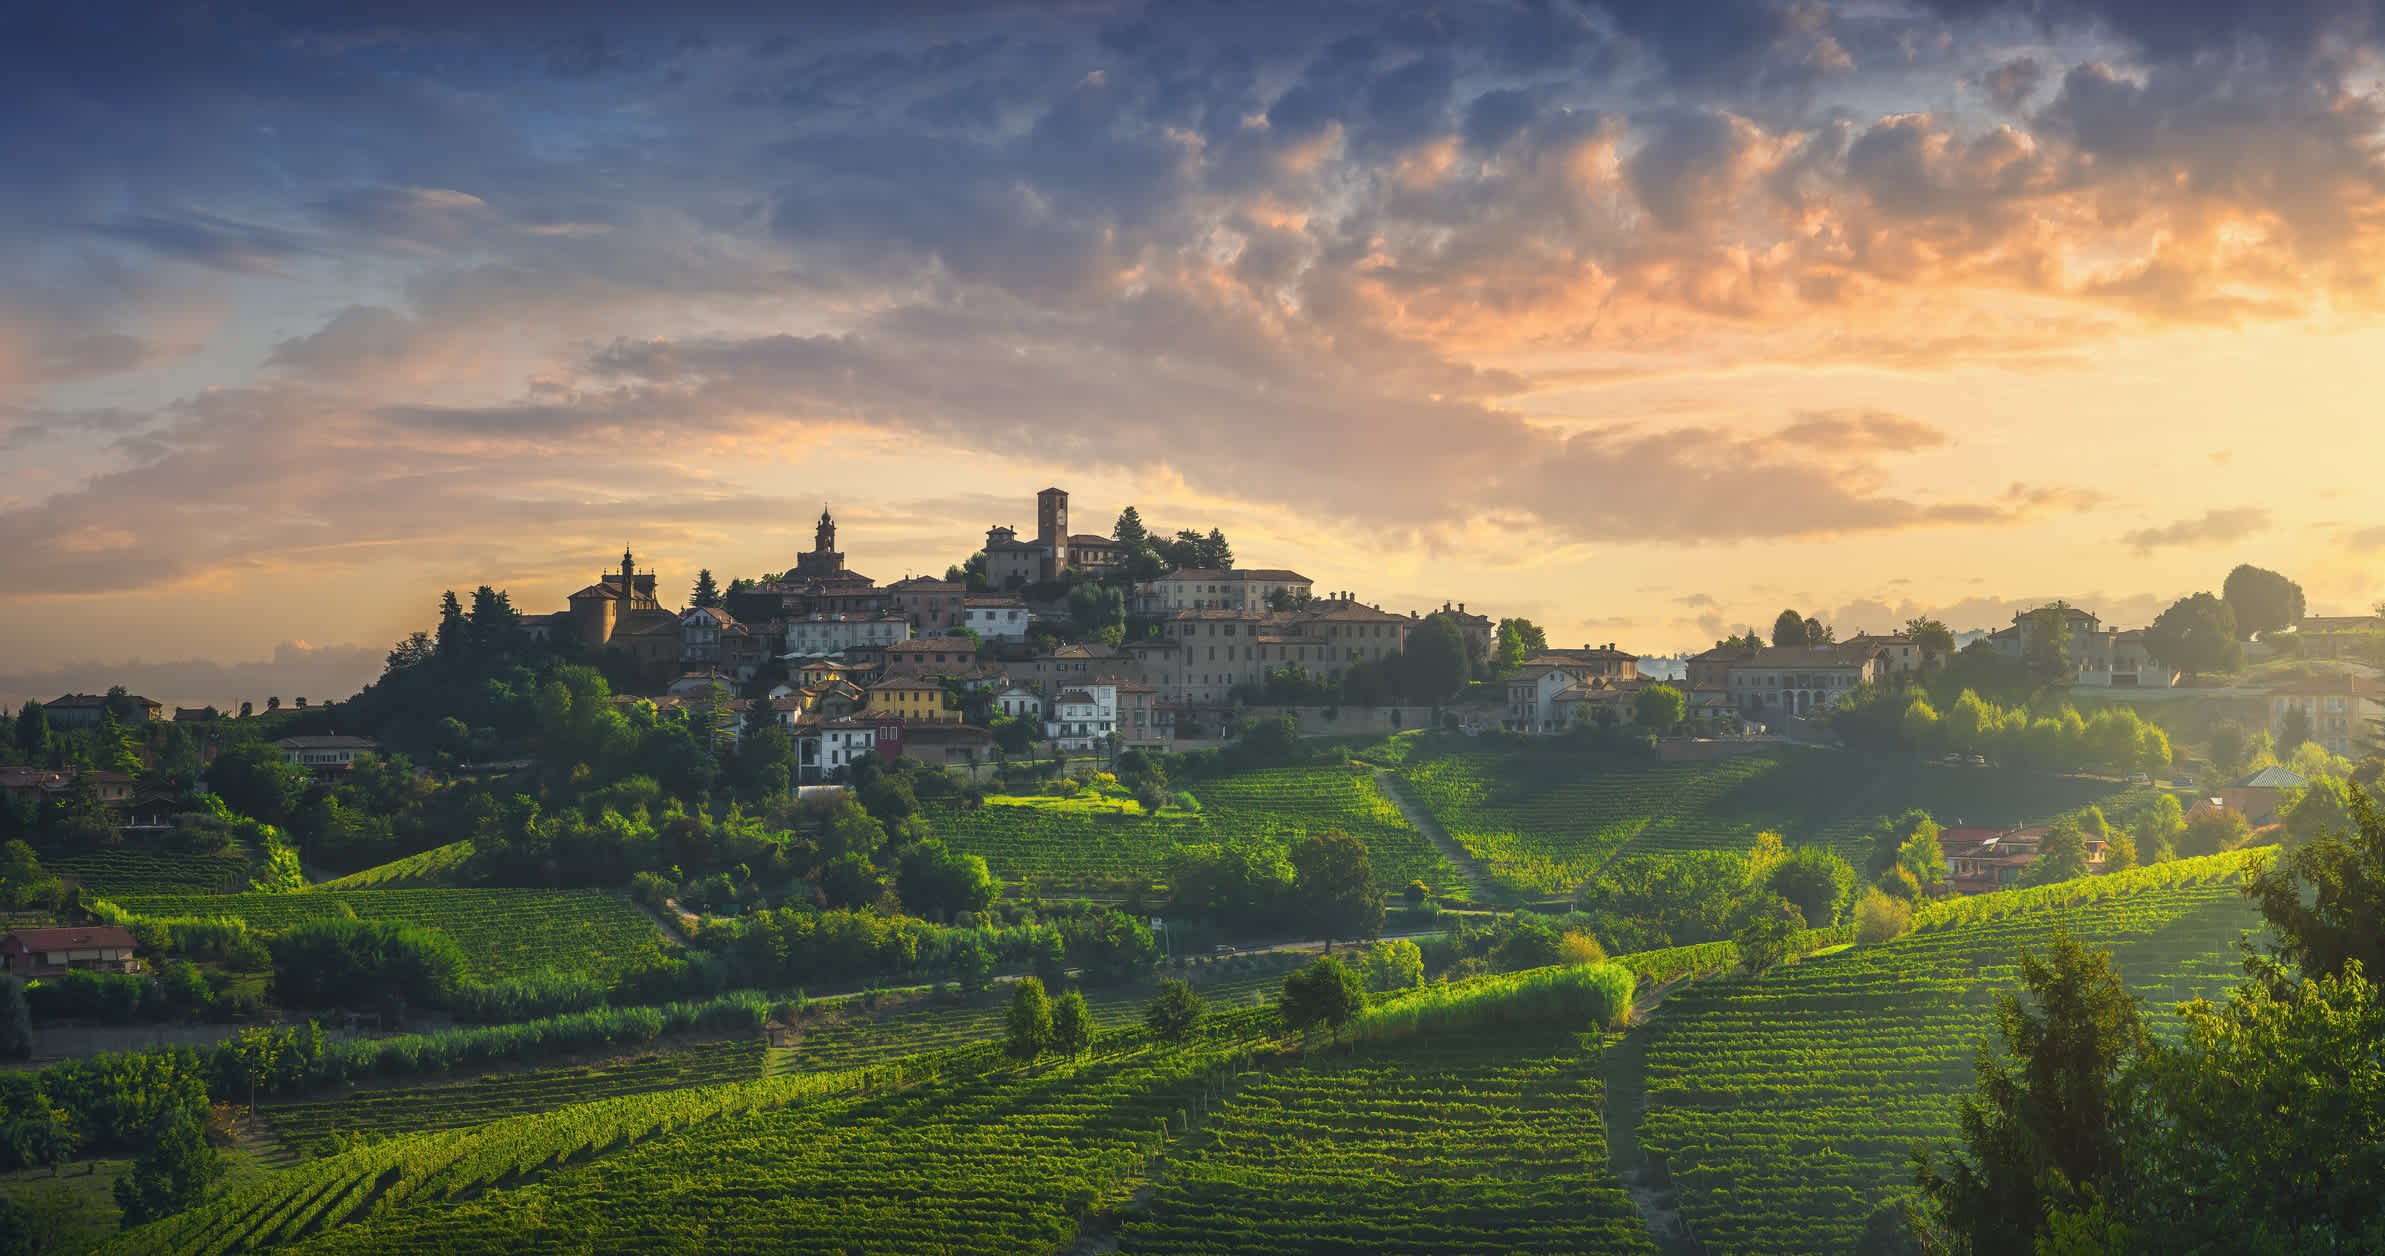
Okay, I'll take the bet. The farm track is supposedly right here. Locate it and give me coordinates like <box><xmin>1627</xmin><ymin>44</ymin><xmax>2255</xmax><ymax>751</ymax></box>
<box><xmin>1603</xmin><ymin>1022</ymin><xmax>1706</xmax><ymax>1256</ymax></box>
<box><xmin>1372</xmin><ymin>769</ymin><xmax>1500</xmax><ymax>905</ymax></box>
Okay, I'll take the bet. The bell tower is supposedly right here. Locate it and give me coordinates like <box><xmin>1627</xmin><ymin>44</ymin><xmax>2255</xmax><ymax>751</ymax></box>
<box><xmin>1036</xmin><ymin>486</ymin><xmax>1068</xmax><ymax>579</ymax></box>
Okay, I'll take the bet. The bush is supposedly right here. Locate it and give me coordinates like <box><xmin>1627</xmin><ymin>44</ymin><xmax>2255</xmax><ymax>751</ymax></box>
<box><xmin>1855</xmin><ymin>889</ymin><xmax>1913</xmax><ymax>944</ymax></box>
<box><xmin>269</xmin><ymin>917</ymin><xmax>466</xmax><ymax>1010</ymax></box>
<box><xmin>450</xmin><ymin>971</ymin><xmax>609</xmax><ymax>1023</ymax></box>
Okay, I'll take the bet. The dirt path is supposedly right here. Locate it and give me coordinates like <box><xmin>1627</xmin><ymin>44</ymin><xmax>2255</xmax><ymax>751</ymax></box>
<box><xmin>1603</xmin><ymin>1020</ymin><xmax>1707</xmax><ymax>1256</ymax></box>
<box><xmin>1372</xmin><ymin>768</ymin><xmax>1502</xmax><ymax>905</ymax></box>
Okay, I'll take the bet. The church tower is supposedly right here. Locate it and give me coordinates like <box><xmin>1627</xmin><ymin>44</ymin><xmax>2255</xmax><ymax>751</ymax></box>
<box><xmin>1036</xmin><ymin>486</ymin><xmax>1069</xmax><ymax>580</ymax></box>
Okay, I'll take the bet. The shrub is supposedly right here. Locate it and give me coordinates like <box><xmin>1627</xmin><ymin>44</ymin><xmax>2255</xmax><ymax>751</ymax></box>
<box><xmin>1855</xmin><ymin>889</ymin><xmax>1913</xmax><ymax>944</ymax></box>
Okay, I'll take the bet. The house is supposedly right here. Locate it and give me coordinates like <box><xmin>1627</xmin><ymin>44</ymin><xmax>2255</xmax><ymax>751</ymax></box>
<box><xmin>783</xmin><ymin>612</ymin><xmax>910</xmax><ymax>658</ymax></box>
<box><xmin>1</xmin><ymin>926</ymin><xmax>139</xmax><ymax>977</ymax></box>
<box><xmin>798</xmin><ymin>718</ymin><xmax>890</xmax><ymax>782</ymax></box>
<box><xmin>994</xmin><ymin>686</ymin><xmax>1044</xmax><ymax>721</ymax></box>
<box><xmin>2293</xmin><ymin>615</ymin><xmax>2385</xmax><ymax>660</ymax></box>
<box><xmin>864</xmin><ymin>676</ymin><xmax>960</xmax><ymax>723</ymax></box>
<box><xmin>885</xmin><ymin>577</ymin><xmax>967</xmax><ymax>632</ymax></box>
<box><xmin>0</xmin><ymin>766</ymin><xmax>71</xmax><ymax>806</ymax></box>
<box><xmin>882</xmin><ymin>636</ymin><xmax>980</xmax><ymax>678</ymax></box>
<box><xmin>963</xmin><ymin>596</ymin><xmax>1031</xmax><ymax>642</ymax></box>
<box><xmin>1725</xmin><ymin>646</ymin><xmax>1881</xmax><ymax>717</ymax></box>
<box><xmin>171</xmin><ymin>706</ymin><xmax>217</xmax><ymax>723</ymax></box>
<box><xmin>665</xmin><ymin>671</ymin><xmax>736</xmax><ymax>698</ymax></box>
<box><xmin>1432</xmin><ymin>602</ymin><xmax>1494</xmax><ymax>660</ymax></box>
<box><xmin>1504</xmin><ymin>665</ymin><xmax>1578</xmax><ymax>732</ymax></box>
<box><xmin>891</xmin><ymin>722</ymin><xmax>996</xmax><ymax>769</ymax></box>
<box><xmin>1046</xmin><ymin>685</ymin><xmax>1119</xmax><ymax>752</ymax></box>
<box><xmin>982</xmin><ymin>487</ymin><xmax>1123</xmax><ymax>587</ymax></box>
<box><xmin>274</xmin><ymin>735</ymin><xmax>382</xmax><ymax>777</ymax></box>
<box><xmin>1988</xmin><ymin>604</ymin><xmax>2178</xmax><ymax>688</ymax></box>
<box><xmin>2221</xmin><ymin>766</ymin><xmax>2307</xmax><ymax>825</ymax></box>
<box><xmin>42</xmin><ymin>693</ymin><xmax>161</xmax><ymax>729</ymax></box>
<box><xmin>2264</xmin><ymin>674</ymin><xmax>2385</xmax><ymax>757</ymax></box>
<box><xmin>1114</xmin><ymin>681</ymin><xmax>1168</xmax><ymax>747</ymax></box>
<box><xmin>678</xmin><ymin>606</ymin><xmax>740</xmax><ymax>665</ymax></box>
<box><xmin>1524</xmin><ymin>644</ymin><xmax>1640</xmax><ymax>685</ymax></box>
<box><xmin>1938</xmin><ymin>826</ymin><xmax>2108</xmax><ymax>894</ymax></box>
<box><xmin>1841</xmin><ymin>632</ymin><xmax>1923</xmax><ymax>675</ymax></box>
<box><xmin>1136</xmin><ymin>568</ymin><xmax>1315</xmax><ymax>614</ymax></box>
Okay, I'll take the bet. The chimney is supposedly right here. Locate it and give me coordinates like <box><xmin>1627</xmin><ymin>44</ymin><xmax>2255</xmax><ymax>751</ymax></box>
<box><xmin>1459</xmin><ymin>603</ymin><xmax>1466</xmax><ymax>614</ymax></box>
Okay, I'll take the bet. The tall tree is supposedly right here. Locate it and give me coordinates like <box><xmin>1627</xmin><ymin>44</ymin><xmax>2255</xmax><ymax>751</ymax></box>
<box><xmin>2021</xmin><ymin>606</ymin><xmax>2074</xmax><ymax>684</ymax></box>
<box><xmin>1803</xmin><ymin>616</ymin><xmax>1835</xmax><ymax>646</ymax></box>
<box><xmin>434</xmin><ymin>589</ymin><xmax>467</xmax><ymax>659</ymax></box>
<box><xmin>2221</xmin><ymin>564</ymin><xmax>2305</xmax><ymax>639</ymax></box>
<box><xmin>114</xmin><ymin>1110</ymin><xmax>225</xmax><ymax>1227</ymax></box>
<box><xmin>1772</xmin><ymin>609</ymin><xmax>1807</xmax><ymax>648</ymax></box>
<box><xmin>1492</xmin><ymin>622</ymin><xmax>1527</xmax><ymax>675</ymax></box>
<box><xmin>2022</xmin><ymin>821</ymin><xmax>2092</xmax><ymax>886</ymax></box>
<box><xmin>1112</xmin><ymin>506</ymin><xmax>1148</xmax><ymax>551</ymax></box>
<box><xmin>1401</xmin><ymin>616</ymin><xmax>1470</xmax><ymax>703</ymax></box>
<box><xmin>2244</xmin><ymin>784</ymin><xmax>2385</xmax><ymax>989</ymax></box>
<box><xmin>1911</xmin><ymin>934</ymin><xmax>2149</xmax><ymax>1255</ymax></box>
<box><xmin>1291</xmin><ymin>830</ymin><xmax>1382</xmax><ymax>948</ymax></box>
<box><xmin>2144</xmin><ymin>592</ymin><xmax>2243</xmax><ymax>680</ymax></box>
<box><xmin>1200</xmin><ymin>527</ymin><xmax>1234</xmax><ymax>570</ymax></box>
<box><xmin>1766</xmin><ymin>846</ymin><xmax>1855</xmax><ymax>928</ymax></box>
<box><xmin>1005</xmin><ymin>978</ymin><xmax>1054</xmax><ymax>1060</ymax></box>
<box><xmin>0</xmin><ymin>977</ymin><xmax>30</xmax><ymax>1059</ymax></box>
<box><xmin>1497</xmin><ymin>617</ymin><xmax>1549</xmax><ymax>656</ymax></box>
<box><xmin>466</xmin><ymin>586</ymin><xmax>519</xmax><ymax>655</ymax></box>
<box><xmin>1050</xmin><ymin>989</ymin><xmax>1092</xmax><ymax>1058</ymax></box>
<box><xmin>690</xmin><ymin>569</ymin><xmax>721</xmax><ymax>609</ymax></box>
<box><xmin>12</xmin><ymin>701</ymin><xmax>47</xmax><ymax>762</ymax></box>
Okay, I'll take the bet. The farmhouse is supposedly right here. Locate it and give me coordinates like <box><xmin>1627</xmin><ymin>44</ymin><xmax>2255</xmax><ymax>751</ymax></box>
<box><xmin>0</xmin><ymin>926</ymin><xmax>140</xmax><ymax>977</ymax></box>
<box><xmin>275</xmin><ymin>734</ymin><xmax>381</xmax><ymax>777</ymax></box>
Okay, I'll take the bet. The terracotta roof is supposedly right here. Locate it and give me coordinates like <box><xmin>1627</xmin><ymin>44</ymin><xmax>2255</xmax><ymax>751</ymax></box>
<box><xmin>1155</xmin><ymin>568</ymin><xmax>1311</xmax><ymax>583</ymax></box>
<box><xmin>964</xmin><ymin>596</ymin><xmax>1028</xmax><ymax>608</ymax></box>
<box><xmin>1055</xmin><ymin>690</ymin><xmax>1097</xmax><ymax>704</ymax></box>
<box><xmin>1298</xmin><ymin>603</ymin><xmax>1410</xmax><ymax>623</ymax></box>
<box><xmin>569</xmin><ymin>583</ymin><xmax>623</xmax><ymax>600</ymax></box>
<box><xmin>274</xmin><ymin>735</ymin><xmax>379</xmax><ymax>750</ymax></box>
<box><xmin>4</xmin><ymin>926</ymin><xmax>136</xmax><ymax>951</ymax></box>
<box><xmin>886</xmin><ymin>577</ymin><xmax>964</xmax><ymax>591</ymax></box>
<box><xmin>868</xmin><ymin>677</ymin><xmax>948</xmax><ymax>692</ymax></box>
<box><xmin>1067</xmin><ymin>533</ymin><xmax>1116</xmax><ymax>546</ymax></box>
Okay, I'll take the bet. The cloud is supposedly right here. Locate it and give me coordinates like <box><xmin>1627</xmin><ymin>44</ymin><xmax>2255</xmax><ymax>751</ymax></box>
<box><xmin>0</xmin><ymin>642</ymin><xmax>386</xmax><ymax>715</ymax></box>
<box><xmin>1771</xmin><ymin>410</ymin><xmax>1949</xmax><ymax>453</ymax></box>
<box><xmin>2341</xmin><ymin>524</ymin><xmax>2385</xmax><ymax>552</ymax></box>
<box><xmin>2121</xmin><ymin>506</ymin><xmax>2273</xmax><ymax>553</ymax></box>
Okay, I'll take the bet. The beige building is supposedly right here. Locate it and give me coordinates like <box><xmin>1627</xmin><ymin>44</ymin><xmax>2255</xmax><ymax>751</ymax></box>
<box><xmin>1726</xmin><ymin>646</ymin><xmax>1881</xmax><ymax>717</ymax></box>
<box><xmin>885</xmin><ymin>577</ymin><xmax>967</xmax><ymax>631</ymax></box>
<box><xmin>1136</xmin><ymin>568</ymin><xmax>1315</xmax><ymax>613</ymax></box>
<box><xmin>2266</xmin><ymin>674</ymin><xmax>2385</xmax><ymax>757</ymax></box>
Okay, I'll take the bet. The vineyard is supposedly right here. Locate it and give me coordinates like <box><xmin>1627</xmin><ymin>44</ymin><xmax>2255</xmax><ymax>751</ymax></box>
<box><xmin>932</xmin><ymin>764</ymin><xmax>1466</xmax><ymax>897</ymax></box>
<box><xmin>249</xmin><ymin>1024</ymin><xmax>1278</xmax><ymax>1256</ymax></box>
<box><xmin>1625</xmin><ymin>868</ymin><xmax>2261</xmax><ymax>1254</ymax></box>
<box><xmin>106</xmin><ymin>888</ymin><xmax>672</xmax><ymax>981</ymax></box>
<box><xmin>786</xmin><ymin>969</ymin><xmax>1289</xmax><ymax>1074</ymax></box>
<box><xmin>260</xmin><ymin>1039</ymin><xmax>769</xmax><ymax>1148</ymax></box>
<box><xmin>46</xmin><ymin>849</ymin><xmax>254</xmax><ymax>895</ymax></box>
<box><xmin>1398</xmin><ymin>748</ymin><xmax>2154</xmax><ymax>896</ymax></box>
<box><xmin>315</xmin><ymin>842</ymin><xmax>474</xmax><ymax>890</ymax></box>
<box><xmin>1119</xmin><ymin>1030</ymin><xmax>1654</xmax><ymax>1254</ymax></box>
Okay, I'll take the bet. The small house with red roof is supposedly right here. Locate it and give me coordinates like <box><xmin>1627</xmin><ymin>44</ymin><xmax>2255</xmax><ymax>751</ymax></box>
<box><xmin>1</xmin><ymin>926</ymin><xmax>139</xmax><ymax>978</ymax></box>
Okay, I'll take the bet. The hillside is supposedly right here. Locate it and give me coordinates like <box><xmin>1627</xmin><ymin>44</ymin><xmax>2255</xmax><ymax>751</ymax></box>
<box><xmin>93</xmin><ymin>856</ymin><xmax>2271</xmax><ymax>1256</ymax></box>
<box><xmin>1399</xmin><ymin>744</ymin><xmax>2161</xmax><ymax>897</ymax></box>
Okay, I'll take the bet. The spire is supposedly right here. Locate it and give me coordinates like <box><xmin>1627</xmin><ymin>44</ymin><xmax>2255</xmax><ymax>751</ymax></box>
<box><xmin>815</xmin><ymin>507</ymin><xmax>836</xmax><ymax>554</ymax></box>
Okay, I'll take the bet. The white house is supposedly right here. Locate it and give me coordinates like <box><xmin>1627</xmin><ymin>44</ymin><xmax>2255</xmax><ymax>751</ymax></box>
<box><xmin>274</xmin><ymin>735</ymin><xmax>380</xmax><ymax>776</ymax></box>
<box><xmin>783</xmin><ymin>613</ymin><xmax>911</xmax><ymax>658</ymax></box>
<box><xmin>995</xmin><ymin>686</ymin><xmax>1044</xmax><ymax>721</ymax></box>
<box><xmin>963</xmin><ymin>596</ymin><xmax>1032</xmax><ymax>643</ymax></box>
<box><xmin>679</xmin><ymin>606</ymin><xmax>737</xmax><ymax>664</ymax></box>
<box><xmin>1503</xmin><ymin>665</ymin><xmax>1578</xmax><ymax>732</ymax></box>
<box><xmin>1726</xmin><ymin>647</ymin><xmax>1881</xmax><ymax>717</ymax></box>
<box><xmin>1045</xmin><ymin>684</ymin><xmax>1118</xmax><ymax>752</ymax></box>
<box><xmin>798</xmin><ymin>719</ymin><xmax>883</xmax><ymax>783</ymax></box>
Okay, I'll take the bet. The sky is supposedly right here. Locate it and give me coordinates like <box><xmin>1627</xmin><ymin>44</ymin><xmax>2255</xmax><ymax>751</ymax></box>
<box><xmin>5</xmin><ymin>0</ymin><xmax>2383</xmax><ymax>710</ymax></box>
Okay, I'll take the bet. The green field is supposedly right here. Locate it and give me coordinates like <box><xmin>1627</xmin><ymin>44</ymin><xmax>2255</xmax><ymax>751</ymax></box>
<box><xmin>1120</xmin><ymin>1030</ymin><xmax>1654</xmax><ymax>1254</ymax></box>
<box><xmin>107</xmin><ymin>887</ymin><xmax>672</xmax><ymax>981</ymax></box>
<box><xmin>1624</xmin><ymin>858</ymin><xmax>2259</xmax><ymax>1254</ymax></box>
<box><xmin>1401</xmin><ymin>747</ymin><xmax>2157</xmax><ymax>896</ymax></box>
<box><xmin>934</xmin><ymin>764</ymin><xmax>1469</xmax><ymax>899</ymax></box>
<box><xmin>315</xmin><ymin>841</ymin><xmax>474</xmax><ymax>890</ymax></box>
<box><xmin>261</xmin><ymin>1039</ymin><xmax>769</xmax><ymax>1150</ymax></box>
<box><xmin>47</xmin><ymin>848</ymin><xmax>255</xmax><ymax>895</ymax></box>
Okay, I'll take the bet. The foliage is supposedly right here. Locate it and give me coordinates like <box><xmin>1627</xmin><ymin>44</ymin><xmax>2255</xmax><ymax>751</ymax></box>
<box><xmin>1734</xmin><ymin>898</ymin><xmax>1804</xmax><ymax>974</ymax></box>
<box><xmin>2144</xmin><ymin>592</ymin><xmax>2243</xmax><ymax>678</ymax></box>
<box><xmin>1766</xmin><ymin>845</ymin><xmax>1856</xmax><ymax>928</ymax></box>
<box><xmin>1773</xmin><ymin>609</ymin><xmax>1807</xmax><ymax>648</ymax></box>
<box><xmin>1005</xmin><ymin>977</ymin><xmax>1053</xmax><ymax>1060</ymax></box>
<box><xmin>1356</xmin><ymin>937</ymin><xmax>1425</xmax><ymax>992</ymax></box>
<box><xmin>2021</xmin><ymin>820</ymin><xmax>2093</xmax><ymax>887</ymax></box>
<box><xmin>2221</xmin><ymin>564</ymin><xmax>2304</xmax><ymax>639</ymax></box>
<box><xmin>0</xmin><ymin>978</ymin><xmax>27</xmax><ymax>1059</ymax></box>
<box><xmin>1401</xmin><ymin>615</ymin><xmax>1470</xmax><ymax>702</ymax></box>
<box><xmin>113</xmin><ymin>1111</ymin><xmax>224</xmax><ymax>1228</ymax></box>
<box><xmin>269</xmin><ymin>917</ymin><xmax>468</xmax><ymax>1009</ymax></box>
<box><xmin>893</xmin><ymin>841</ymin><xmax>997</xmax><ymax>920</ymax></box>
<box><xmin>1290</xmin><ymin>829</ymin><xmax>1381</xmax><ymax>944</ymax></box>
<box><xmin>2244</xmin><ymin>784</ymin><xmax>2385</xmax><ymax>988</ymax></box>
<box><xmin>1855</xmin><ymin>888</ymin><xmax>1912</xmax><ymax>944</ymax></box>
<box><xmin>2178</xmin><ymin>807</ymin><xmax>2249</xmax><ymax>858</ymax></box>
<box><xmin>1049</xmin><ymin>989</ymin><xmax>1091</xmax><ymax>1058</ymax></box>
<box><xmin>1636</xmin><ymin>683</ymin><xmax>1687</xmax><ymax>734</ymax></box>
<box><xmin>1911</xmin><ymin>933</ymin><xmax>2148</xmax><ymax>1256</ymax></box>
<box><xmin>1279</xmin><ymin>955</ymin><xmax>1366</xmax><ymax>1045</ymax></box>
<box><xmin>1143</xmin><ymin>978</ymin><xmax>1205</xmax><ymax>1043</ymax></box>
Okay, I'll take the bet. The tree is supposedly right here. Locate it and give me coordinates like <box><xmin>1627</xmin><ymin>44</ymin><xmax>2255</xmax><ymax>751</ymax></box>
<box><xmin>1279</xmin><ymin>955</ymin><xmax>1366</xmax><ymax>1047</ymax></box>
<box><xmin>691</xmin><ymin>569</ymin><xmax>721</xmax><ymax>609</ymax></box>
<box><xmin>13</xmin><ymin>701</ymin><xmax>49</xmax><ymax>761</ymax></box>
<box><xmin>1144</xmin><ymin>979</ymin><xmax>1205</xmax><ymax>1043</ymax></box>
<box><xmin>1856</xmin><ymin>888</ymin><xmax>1913</xmax><ymax>944</ymax></box>
<box><xmin>1911</xmin><ymin>933</ymin><xmax>2148</xmax><ymax>1256</ymax></box>
<box><xmin>1898</xmin><ymin>819</ymin><xmax>1949</xmax><ymax>885</ymax></box>
<box><xmin>2222</xmin><ymin>564</ymin><xmax>2304</xmax><ymax>639</ymax></box>
<box><xmin>1050</xmin><ymin>989</ymin><xmax>1092</xmax><ymax>1058</ymax></box>
<box><xmin>1766</xmin><ymin>846</ymin><xmax>1855</xmax><ymax>929</ymax></box>
<box><xmin>1772</xmin><ymin>609</ymin><xmax>1807</xmax><ymax>648</ymax></box>
<box><xmin>1201</xmin><ymin>527</ymin><xmax>1233</xmax><ymax>570</ymax></box>
<box><xmin>1357</xmin><ymin>938</ymin><xmax>1424</xmax><ymax>991</ymax></box>
<box><xmin>2021</xmin><ymin>606</ymin><xmax>2075</xmax><ymax>684</ymax></box>
<box><xmin>1401</xmin><ymin>616</ymin><xmax>1469</xmax><ymax>702</ymax></box>
<box><xmin>1804</xmin><ymin>616</ymin><xmax>1835</xmax><ymax>646</ymax></box>
<box><xmin>818</xmin><ymin>852</ymin><xmax>883</xmax><ymax>910</ymax></box>
<box><xmin>434</xmin><ymin>589</ymin><xmax>467</xmax><ymax>659</ymax></box>
<box><xmin>2244</xmin><ymin>784</ymin><xmax>2385</xmax><ymax>988</ymax></box>
<box><xmin>1636</xmin><ymin>684</ymin><xmax>1687</xmax><ymax>735</ymax></box>
<box><xmin>0</xmin><ymin>977</ymin><xmax>28</xmax><ymax>1060</ymax></box>
<box><xmin>1112</xmin><ymin>506</ymin><xmax>1149</xmax><ymax>552</ymax></box>
<box><xmin>2179</xmin><ymin>807</ymin><xmax>2249</xmax><ymax>858</ymax></box>
<box><xmin>1290</xmin><ymin>830</ymin><xmax>1382</xmax><ymax>947</ymax></box>
<box><xmin>2143</xmin><ymin>592</ymin><xmax>2242</xmax><ymax>680</ymax></box>
<box><xmin>114</xmin><ymin>1110</ymin><xmax>225</xmax><ymax>1227</ymax></box>
<box><xmin>2279</xmin><ymin>706</ymin><xmax>2313</xmax><ymax>753</ymax></box>
<box><xmin>1734</xmin><ymin>897</ymin><xmax>1803</xmax><ymax>974</ymax></box>
<box><xmin>1905</xmin><ymin>617</ymin><xmax>1955</xmax><ymax>667</ymax></box>
<box><xmin>2022</xmin><ymin>821</ymin><xmax>2092</xmax><ymax>886</ymax></box>
<box><xmin>205</xmin><ymin>741</ymin><xmax>310</xmax><ymax>825</ymax></box>
<box><xmin>1492</xmin><ymin>622</ymin><xmax>1527</xmax><ymax>676</ymax></box>
<box><xmin>1006</xmin><ymin>978</ymin><xmax>1054</xmax><ymax>1060</ymax></box>
<box><xmin>896</xmin><ymin>842</ymin><xmax>997</xmax><ymax>920</ymax></box>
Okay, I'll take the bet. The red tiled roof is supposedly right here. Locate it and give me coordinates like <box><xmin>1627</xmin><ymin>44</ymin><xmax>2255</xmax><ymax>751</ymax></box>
<box><xmin>4</xmin><ymin>926</ymin><xmax>136</xmax><ymax>951</ymax></box>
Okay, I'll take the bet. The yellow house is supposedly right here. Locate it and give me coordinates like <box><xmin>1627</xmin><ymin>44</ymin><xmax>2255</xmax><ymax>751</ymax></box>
<box><xmin>864</xmin><ymin>677</ymin><xmax>960</xmax><ymax>723</ymax></box>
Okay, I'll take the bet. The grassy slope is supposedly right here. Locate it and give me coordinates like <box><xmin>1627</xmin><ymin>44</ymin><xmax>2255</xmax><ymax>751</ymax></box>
<box><xmin>1629</xmin><ymin>866</ymin><xmax>2258</xmax><ymax>1255</ymax></box>
<box><xmin>314</xmin><ymin>841</ymin><xmax>474</xmax><ymax>890</ymax></box>
<box><xmin>1400</xmin><ymin>745</ymin><xmax>2159</xmax><ymax>896</ymax></box>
